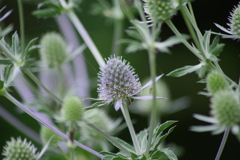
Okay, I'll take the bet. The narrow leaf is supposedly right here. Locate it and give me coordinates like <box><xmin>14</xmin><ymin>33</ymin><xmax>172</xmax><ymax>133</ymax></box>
<box><xmin>0</xmin><ymin>80</ymin><xmax>4</xmax><ymax>89</ymax></box>
<box><xmin>32</xmin><ymin>8</ymin><xmax>60</xmax><ymax>18</ymax></box>
<box><xmin>0</xmin><ymin>59</ymin><xmax>12</xmax><ymax>65</ymax></box>
<box><xmin>167</xmin><ymin>63</ymin><xmax>202</xmax><ymax>77</ymax></box>
<box><xmin>102</xmin><ymin>155</ymin><xmax>115</xmax><ymax>160</ymax></box>
<box><xmin>190</xmin><ymin>125</ymin><xmax>219</xmax><ymax>132</ymax></box>
<box><xmin>0</xmin><ymin>9</ymin><xmax>12</xmax><ymax>22</ymax></box>
<box><xmin>214</xmin><ymin>23</ymin><xmax>232</xmax><ymax>34</ymax></box>
<box><xmin>193</xmin><ymin>114</ymin><xmax>218</xmax><ymax>123</ymax></box>
<box><xmin>154</xmin><ymin>121</ymin><xmax>177</xmax><ymax>138</ymax></box>
<box><xmin>151</xmin><ymin>150</ymin><xmax>167</xmax><ymax>159</ymax></box>
<box><xmin>12</xmin><ymin>32</ymin><xmax>20</xmax><ymax>56</ymax></box>
<box><xmin>111</xmin><ymin>137</ymin><xmax>135</xmax><ymax>153</ymax></box>
<box><xmin>141</xmin><ymin>74</ymin><xmax>163</xmax><ymax>90</ymax></box>
<box><xmin>161</xmin><ymin>148</ymin><xmax>178</xmax><ymax>160</ymax></box>
<box><xmin>24</xmin><ymin>38</ymin><xmax>38</xmax><ymax>57</ymax></box>
<box><xmin>137</xmin><ymin>129</ymin><xmax>148</xmax><ymax>152</ymax></box>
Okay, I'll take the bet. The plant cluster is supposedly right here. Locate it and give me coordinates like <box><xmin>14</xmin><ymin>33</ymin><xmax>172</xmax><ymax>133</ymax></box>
<box><xmin>0</xmin><ymin>0</ymin><xmax>239</xmax><ymax>160</ymax></box>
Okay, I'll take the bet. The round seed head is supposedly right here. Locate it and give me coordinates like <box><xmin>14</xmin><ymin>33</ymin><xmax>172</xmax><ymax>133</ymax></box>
<box><xmin>61</xmin><ymin>96</ymin><xmax>84</xmax><ymax>123</ymax></box>
<box><xmin>40</xmin><ymin>126</ymin><xmax>62</xmax><ymax>146</ymax></box>
<box><xmin>2</xmin><ymin>137</ymin><xmax>38</xmax><ymax>160</ymax></box>
<box><xmin>143</xmin><ymin>0</ymin><xmax>180</xmax><ymax>22</ymax></box>
<box><xmin>39</xmin><ymin>32</ymin><xmax>67</xmax><ymax>68</ymax></box>
<box><xmin>228</xmin><ymin>3</ymin><xmax>240</xmax><ymax>37</ymax></box>
<box><xmin>98</xmin><ymin>56</ymin><xmax>141</xmax><ymax>103</ymax></box>
<box><xmin>206</xmin><ymin>71</ymin><xmax>228</xmax><ymax>95</ymax></box>
<box><xmin>210</xmin><ymin>90</ymin><xmax>240</xmax><ymax>127</ymax></box>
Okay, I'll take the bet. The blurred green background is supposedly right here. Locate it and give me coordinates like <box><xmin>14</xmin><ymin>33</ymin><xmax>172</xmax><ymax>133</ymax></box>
<box><xmin>0</xmin><ymin>0</ymin><xmax>240</xmax><ymax>159</ymax></box>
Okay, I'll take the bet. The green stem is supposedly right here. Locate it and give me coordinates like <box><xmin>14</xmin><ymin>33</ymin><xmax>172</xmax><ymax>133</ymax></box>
<box><xmin>120</xmin><ymin>103</ymin><xmax>141</xmax><ymax>155</ymax></box>
<box><xmin>67</xmin><ymin>10</ymin><xmax>105</xmax><ymax>67</ymax></box>
<box><xmin>215</xmin><ymin>128</ymin><xmax>230</xmax><ymax>160</ymax></box>
<box><xmin>57</xmin><ymin>67</ymin><xmax>64</xmax><ymax>98</ymax></box>
<box><xmin>180</xmin><ymin>5</ymin><xmax>201</xmax><ymax>52</ymax></box>
<box><xmin>83</xmin><ymin>120</ymin><xmax>131</xmax><ymax>155</ymax></box>
<box><xmin>22</xmin><ymin>68</ymin><xmax>63</xmax><ymax>104</ymax></box>
<box><xmin>17</xmin><ymin>0</ymin><xmax>25</xmax><ymax>58</ymax></box>
<box><xmin>166</xmin><ymin>20</ymin><xmax>203</xmax><ymax>60</ymax></box>
<box><xmin>145</xmin><ymin>48</ymin><xmax>157</xmax><ymax>156</ymax></box>
<box><xmin>111</xmin><ymin>19</ymin><xmax>124</xmax><ymax>56</ymax></box>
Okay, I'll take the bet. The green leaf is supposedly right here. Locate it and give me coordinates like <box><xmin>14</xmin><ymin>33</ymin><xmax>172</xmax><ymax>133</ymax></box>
<box><xmin>202</xmin><ymin>31</ymin><xmax>211</xmax><ymax>53</ymax></box>
<box><xmin>125</xmin><ymin>30</ymin><xmax>143</xmax><ymax>41</ymax></box>
<box><xmin>153</xmin><ymin>121</ymin><xmax>177</xmax><ymax>139</ymax></box>
<box><xmin>37</xmin><ymin>1</ymin><xmax>60</xmax><ymax>9</ymax></box>
<box><xmin>197</xmin><ymin>65</ymin><xmax>209</xmax><ymax>78</ymax></box>
<box><xmin>24</xmin><ymin>38</ymin><xmax>38</xmax><ymax>57</ymax></box>
<box><xmin>125</xmin><ymin>41</ymin><xmax>144</xmax><ymax>53</ymax></box>
<box><xmin>99</xmin><ymin>151</ymin><xmax>117</xmax><ymax>156</ymax></box>
<box><xmin>32</xmin><ymin>8</ymin><xmax>61</xmax><ymax>18</ymax></box>
<box><xmin>137</xmin><ymin>129</ymin><xmax>148</xmax><ymax>152</ymax></box>
<box><xmin>151</xmin><ymin>126</ymin><xmax>176</xmax><ymax>150</ymax></box>
<box><xmin>111</xmin><ymin>137</ymin><xmax>135</xmax><ymax>153</ymax></box>
<box><xmin>151</xmin><ymin>150</ymin><xmax>168</xmax><ymax>159</ymax></box>
<box><xmin>167</xmin><ymin>63</ymin><xmax>202</xmax><ymax>77</ymax></box>
<box><xmin>0</xmin><ymin>24</ymin><xmax>13</xmax><ymax>38</ymax></box>
<box><xmin>3</xmin><ymin>64</ymin><xmax>13</xmax><ymax>83</ymax></box>
<box><xmin>84</xmin><ymin>101</ymin><xmax>105</xmax><ymax>110</ymax></box>
<box><xmin>11</xmin><ymin>32</ymin><xmax>20</xmax><ymax>56</ymax></box>
<box><xmin>161</xmin><ymin>148</ymin><xmax>178</xmax><ymax>160</ymax></box>
<box><xmin>0</xmin><ymin>59</ymin><xmax>12</xmax><ymax>65</ymax></box>
<box><xmin>102</xmin><ymin>155</ymin><xmax>115</xmax><ymax>160</ymax></box>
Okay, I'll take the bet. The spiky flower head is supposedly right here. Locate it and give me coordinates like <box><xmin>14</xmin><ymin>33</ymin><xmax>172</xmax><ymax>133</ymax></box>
<box><xmin>143</xmin><ymin>0</ymin><xmax>180</xmax><ymax>22</ymax></box>
<box><xmin>98</xmin><ymin>56</ymin><xmax>141</xmax><ymax>110</ymax></box>
<box><xmin>210</xmin><ymin>90</ymin><xmax>240</xmax><ymax>127</ymax></box>
<box><xmin>206</xmin><ymin>70</ymin><xmax>228</xmax><ymax>95</ymax></box>
<box><xmin>39</xmin><ymin>32</ymin><xmax>67</xmax><ymax>68</ymax></box>
<box><xmin>60</xmin><ymin>96</ymin><xmax>84</xmax><ymax>123</ymax></box>
<box><xmin>228</xmin><ymin>3</ymin><xmax>240</xmax><ymax>37</ymax></box>
<box><xmin>40</xmin><ymin>126</ymin><xmax>62</xmax><ymax>146</ymax></box>
<box><xmin>2</xmin><ymin>137</ymin><xmax>38</xmax><ymax>160</ymax></box>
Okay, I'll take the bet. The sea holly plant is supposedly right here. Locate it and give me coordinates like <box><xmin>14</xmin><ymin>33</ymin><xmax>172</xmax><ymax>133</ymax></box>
<box><xmin>0</xmin><ymin>0</ymin><xmax>240</xmax><ymax>160</ymax></box>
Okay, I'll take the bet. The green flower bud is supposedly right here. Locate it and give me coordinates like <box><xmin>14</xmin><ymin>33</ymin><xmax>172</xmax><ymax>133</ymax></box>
<box><xmin>40</xmin><ymin>126</ymin><xmax>62</xmax><ymax>146</ymax></box>
<box><xmin>2</xmin><ymin>137</ymin><xmax>38</xmax><ymax>160</ymax></box>
<box><xmin>229</xmin><ymin>3</ymin><xmax>240</xmax><ymax>37</ymax></box>
<box><xmin>210</xmin><ymin>90</ymin><xmax>240</xmax><ymax>127</ymax></box>
<box><xmin>61</xmin><ymin>96</ymin><xmax>84</xmax><ymax>123</ymax></box>
<box><xmin>143</xmin><ymin>0</ymin><xmax>180</xmax><ymax>22</ymax></box>
<box><xmin>206</xmin><ymin>71</ymin><xmax>228</xmax><ymax>94</ymax></box>
<box><xmin>39</xmin><ymin>32</ymin><xmax>67</xmax><ymax>68</ymax></box>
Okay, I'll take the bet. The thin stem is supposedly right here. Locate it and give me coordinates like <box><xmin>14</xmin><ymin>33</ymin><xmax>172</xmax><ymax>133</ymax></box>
<box><xmin>57</xmin><ymin>66</ymin><xmax>64</xmax><ymax>98</ymax></box>
<box><xmin>67</xmin><ymin>11</ymin><xmax>105</xmax><ymax>67</ymax></box>
<box><xmin>166</xmin><ymin>20</ymin><xmax>203</xmax><ymax>60</ymax></box>
<box><xmin>145</xmin><ymin>48</ymin><xmax>157</xmax><ymax>156</ymax></box>
<box><xmin>180</xmin><ymin>5</ymin><xmax>201</xmax><ymax>52</ymax></box>
<box><xmin>111</xmin><ymin>19</ymin><xmax>124</xmax><ymax>56</ymax></box>
<box><xmin>22</xmin><ymin>68</ymin><xmax>63</xmax><ymax>104</ymax></box>
<box><xmin>17</xmin><ymin>0</ymin><xmax>25</xmax><ymax>58</ymax></box>
<box><xmin>4</xmin><ymin>91</ymin><xmax>104</xmax><ymax>158</ymax></box>
<box><xmin>215</xmin><ymin>128</ymin><xmax>230</xmax><ymax>160</ymax></box>
<box><xmin>83</xmin><ymin>120</ymin><xmax>131</xmax><ymax>155</ymax></box>
<box><xmin>120</xmin><ymin>103</ymin><xmax>141</xmax><ymax>155</ymax></box>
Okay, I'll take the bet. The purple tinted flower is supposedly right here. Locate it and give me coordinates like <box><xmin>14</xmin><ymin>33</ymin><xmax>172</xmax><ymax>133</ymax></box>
<box><xmin>96</xmin><ymin>56</ymin><xmax>165</xmax><ymax>111</ymax></box>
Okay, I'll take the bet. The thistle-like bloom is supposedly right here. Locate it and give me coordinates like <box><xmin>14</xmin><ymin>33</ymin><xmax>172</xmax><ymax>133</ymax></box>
<box><xmin>191</xmin><ymin>90</ymin><xmax>240</xmax><ymax>134</ymax></box>
<box><xmin>96</xmin><ymin>56</ymin><xmax>164</xmax><ymax>111</ymax></box>
<box><xmin>214</xmin><ymin>2</ymin><xmax>240</xmax><ymax>39</ymax></box>
<box><xmin>2</xmin><ymin>137</ymin><xmax>38</xmax><ymax>160</ymax></box>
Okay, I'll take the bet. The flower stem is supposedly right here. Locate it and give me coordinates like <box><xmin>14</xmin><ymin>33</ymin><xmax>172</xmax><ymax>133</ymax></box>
<box><xmin>120</xmin><ymin>103</ymin><xmax>141</xmax><ymax>155</ymax></box>
<box><xmin>145</xmin><ymin>48</ymin><xmax>157</xmax><ymax>156</ymax></box>
<box><xmin>22</xmin><ymin>68</ymin><xmax>63</xmax><ymax>104</ymax></box>
<box><xmin>17</xmin><ymin>0</ymin><xmax>25</xmax><ymax>58</ymax></box>
<box><xmin>67</xmin><ymin>10</ymin><xmax>105</xmax><ymax>67</ymax></box>
<box><xmin>215</xmin><ymin>128</ymin><xmax>230</xmax><ymax>160</ymax></box>
<box><xmin>83</xmin><ymin>119</ymin><xmax>131</xmax><ymax>155</ymax></box>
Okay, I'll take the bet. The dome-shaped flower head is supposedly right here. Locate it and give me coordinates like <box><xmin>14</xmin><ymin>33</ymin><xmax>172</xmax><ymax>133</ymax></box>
<box><xmin>2</xmin><ymin>137</ymin><xmax>38</xmax><ymax>160</ymax></box>
<box><xmin>97</xmin><ymin>56</ymin><xmax>164</xmax><ymax>111</ymax></box>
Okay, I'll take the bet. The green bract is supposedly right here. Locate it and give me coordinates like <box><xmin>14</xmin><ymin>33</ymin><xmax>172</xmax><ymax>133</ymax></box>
<box><xmin>210</xmin><ymin>90</ymin><xmax>240</xmax><ymax>127</ymax></box>
<box><xmin>229</xmin><ymin>3</ymin><xmax>240</xmax><ymax>37</ymax></box>
<box><xmin>39</xmin><ymin>32</ymin><xmax>67</xmax><ymax>68</ymax></box>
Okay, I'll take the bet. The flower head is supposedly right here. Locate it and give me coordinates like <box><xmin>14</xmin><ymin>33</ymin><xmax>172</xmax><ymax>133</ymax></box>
<box><xmin>214</xmin><ymin>2</ymin><xmax>240</xmax><ymax>39</ymax></box>
<box><xmin>95</xmin><ymin>56</ymin><xmax>164</xmax><ymax>111</ymax></box>
<box><xmin>2</xmin><ymin>137</ymin><xmax>38</xmax><ymax>160</ymax></box>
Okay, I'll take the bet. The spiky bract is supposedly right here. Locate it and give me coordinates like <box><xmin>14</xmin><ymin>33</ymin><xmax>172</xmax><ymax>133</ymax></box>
<box><xmin>206</xmin><ymin>71</ymin><xmax>228</xmax><ymax>95</ymax></box>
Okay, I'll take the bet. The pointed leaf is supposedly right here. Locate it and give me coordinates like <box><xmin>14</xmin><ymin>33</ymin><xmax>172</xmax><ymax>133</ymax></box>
<box><xmin>0</xmin><ymin>24</ymin><xmax>14</xmax><ymax>37</ymax></box>
<box><xmin>12</xmin><ymin>32</ymin><xmax>20</xmax><ymax>56</ymax></box>
<box><xmin>0</xmin><ymin>9</ymin><xmax>12</xmax><ymax>22</ymax></box>
<box><xmin>0</xmin><ymin>80</ymin><xmax>4</xmax><ymax>89</ymax></box>
<box><xmin>32</xmin><ymin>8</ymin><xmax>60</xmax><ymax>18</ymax></box>
<box><xmin>99</xmin><ymin>151</ymin><xmax>117</xmax><ymax>156</ymax></box>
<box><xmin>132</xmin><ymin>96</ymin><xmax>165</xmax><ymax>100</ymax></box>
<box><xmin>190</xmin><ymin>125</ymin><xmax>219</xmax><ymax>132</ymax></box>
<box><xmin>24</xmin><ymin>37</ymin><xmax>38</xmax><ymax>57</ymax></box>
<box><xmin>154</xmin><ymin>120</ymin><xmax>177</xmax><ymax>138</ymax></box>
<box><xmin>214</xmin><ymin>23</ymin><xmax>232</xmax><ymax>34</ymax></box>
<box><xmin>114</xmin><ymin>100</ymin><xmax>122</xmax><ymax>111</ymax></box>
<box><xmin>193</xmin><ymin>114</ymin><xmax>218</xmax><ymax>123</ymax></box>
<box><xmin>167</xmin><ymin>63</ymin><xmax>202</xmax><ymax>77</ymax></box>
<box><xmin>85</xmin><ymin>101</ymin><xmax>105</xmax><ymax>110</ymax></box>
<box><xmin>141</xmin><ymin>74</ymin><xmax>163</xmax><ymax>90</ymax></box>
<box><xmin>111</xmin><ymin>137</ymin><xmax>135</xmax><ymax>153</ymax></box>
<box><xmin>161</xmin><ymin>148</ymin><xmax>178</xmax><ymax>160</ymax></box>
<box><xmin>137</xmin><ymin>129</ymin><xmax>148</xmax><ymax>152</ymax></box>
<box><xmin>102</xmin><ymin>155</ymin><xmax>115</xmax><ymax>160</ymax></box>
<box><xmin>151</xmin><ymin>150</ymin><xmax>168</xmax><ymax>159</ymax></box>
<box><xmin>0</xmin><ymin>60</ymin><xmax>12</xmax><ymax>65</ymax></box>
